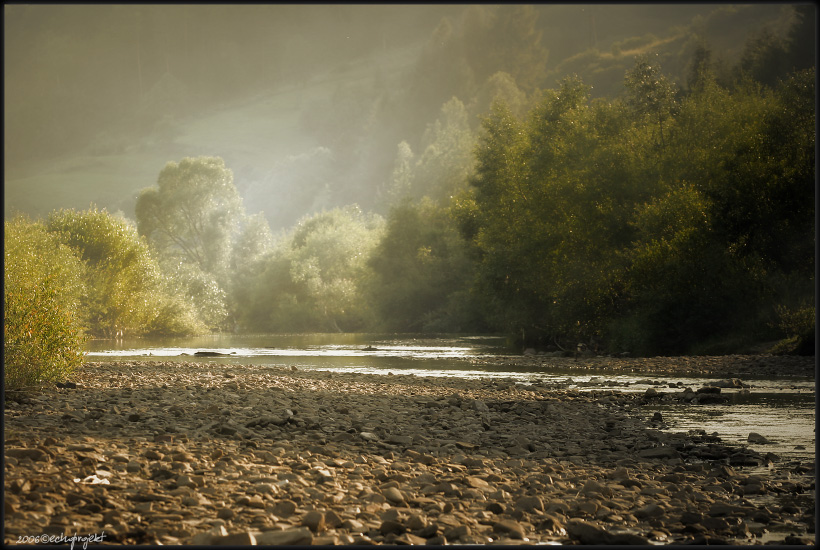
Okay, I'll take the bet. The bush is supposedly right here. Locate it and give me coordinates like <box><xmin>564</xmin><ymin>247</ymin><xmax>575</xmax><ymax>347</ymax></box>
<box><xmin>4</xmin><ymin>216</ymin><xmax>87</xmax><ymax>393</ymax></box>
<box><xmin>47</xmin><ymin>207</ymin><xmax>165</xmax><ymax>337</ymax></box>
<box><xmin>769</xmin><ymin>304</ymin><xmax>816</xmax><ymax>355</ymax></box>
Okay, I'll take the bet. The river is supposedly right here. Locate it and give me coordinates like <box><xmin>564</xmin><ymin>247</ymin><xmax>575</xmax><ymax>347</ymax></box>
<box><xmin>85</xmin><ymin>333</ymin><xmax>815</xmax><ymax>464</ymax></box>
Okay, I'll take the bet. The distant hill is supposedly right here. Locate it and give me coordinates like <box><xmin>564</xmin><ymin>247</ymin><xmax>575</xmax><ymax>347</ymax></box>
<box><xmin>4</xmin><ymin>4</ymin><xmax>803</xmax><ymax>230</ymax></box>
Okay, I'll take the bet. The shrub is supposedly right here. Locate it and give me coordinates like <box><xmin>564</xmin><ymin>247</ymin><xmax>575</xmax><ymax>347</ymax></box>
<box><xmin>47</xmin><ymin>207</ymin><xmax>165</xmax><ymax>337</ymax></box>
<box><xmin>4</xmin><ymin>215</ymin><xmax>87</xmax><ymax>393</ymax></box>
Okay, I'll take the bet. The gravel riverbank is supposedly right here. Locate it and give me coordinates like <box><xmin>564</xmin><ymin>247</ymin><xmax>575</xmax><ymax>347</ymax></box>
<box><xmin>4</xmin><ymin>357</ymin><xmax>815</xmax><ymax>545</ymax></box>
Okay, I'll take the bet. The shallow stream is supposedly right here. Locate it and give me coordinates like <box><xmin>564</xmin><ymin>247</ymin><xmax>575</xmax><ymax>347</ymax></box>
<box><xmin>86</xmin><ymin>333</ymin><xmax>815</xmax><ymax>463</ymax></box>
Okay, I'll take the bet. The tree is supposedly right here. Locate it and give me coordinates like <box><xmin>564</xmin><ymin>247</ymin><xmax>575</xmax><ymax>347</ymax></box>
<box><xmin>368</xmin><ymin>198</ymin><xmax>482</xmax><ymax>332</ymax></box>
<box><xmin>235</xmin><ymin>206</ymin><xmax>384</xmax><ymax>333</ymax></box>
<box><xmin>383</xmin><ymin>97</ymin><xmax>477</xmax><ymax>205</ymax></box>
<box><xmin>625</xmin><ymin>54</ymin><xmax>677</xmax><ymax>148</ymax></box>
<box><xmin>47</xmin><ymin>207</ymin><xmax>168</xmax><ymax>337</ymax></box>
<box><xmin>4</xmin><ymin>215</ymin><xmax>86</xmax><ymax>392</ymax></box>
<box><xmin>136</xmin><ymin>156</ymin><xmax>243</xmax><ymax>279</ymax></box>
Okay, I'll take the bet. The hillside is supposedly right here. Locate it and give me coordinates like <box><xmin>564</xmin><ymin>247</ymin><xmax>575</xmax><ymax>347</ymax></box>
<box><xmin>4</xmin><ymin>4</ymin><xmax>800</xmax><ymax>230</ymax></box>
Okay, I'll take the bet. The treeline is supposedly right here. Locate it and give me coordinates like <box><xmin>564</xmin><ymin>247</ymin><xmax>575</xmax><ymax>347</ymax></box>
<box><xmin>4</xmin><ymin>36</ymin><xmax>814</xmax><ymax>392</ymax></box>
<box><xmin>7</xmin><ymin>60</ymin><xmax>813</xmax><ymax>355</ymax></box>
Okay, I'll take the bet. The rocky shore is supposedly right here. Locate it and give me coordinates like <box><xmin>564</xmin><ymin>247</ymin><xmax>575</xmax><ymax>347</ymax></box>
<box><xmin>4</xmin><ymin>357</ymin><xmax>815</xmax><ymax>545</ymax></box>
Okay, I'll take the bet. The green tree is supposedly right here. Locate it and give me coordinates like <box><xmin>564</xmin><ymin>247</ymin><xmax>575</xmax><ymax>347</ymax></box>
<box><xmin>625</xmin><ymin>54</ymin><xmax>677</xmax><ymax>148</ymax></box>
<box><xmin>161</xmin><ymin>261</ymin><xmax>229</xmax><ymax>331</ymax></box>
<box><xmin>47</xmin><ymin>207</ymin><xmax>167</xmax><ymax>337</ymax></box>
<box><xmin>384</xmin><ymin>97</ymin><xmax>477</xmax><ymax>205</ymax></box>
<box><xmin>368</xmin><ymin>198</ymin><xmax>482</xmax><ymax>332</ymax></box>
<box><xmin>135</xmin><ymin>156</ymin><xmax>243</xmax><ymax>279</ymax></box>
<box><xmin>4</xmin><ymin>215</ymin><xmax>86</xmax><ymax>392</ymax></box>
<box><xmin>236</xmin><ymin>206</ymin><xmax>384</xmax><ymax>333</ymax></box>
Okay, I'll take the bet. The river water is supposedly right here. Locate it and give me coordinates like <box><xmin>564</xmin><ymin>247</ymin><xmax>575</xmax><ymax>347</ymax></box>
<box><xmin>85</xmin><ymin>333</ymin><xmax>815</xmax><ymax>463</ymax></box>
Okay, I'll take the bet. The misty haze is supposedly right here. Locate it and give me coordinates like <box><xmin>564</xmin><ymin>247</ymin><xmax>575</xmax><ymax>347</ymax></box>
<box><xmin>3</xmin><ymin>5</ymin><xmax>816</xmax><ymax>545</ymax></box>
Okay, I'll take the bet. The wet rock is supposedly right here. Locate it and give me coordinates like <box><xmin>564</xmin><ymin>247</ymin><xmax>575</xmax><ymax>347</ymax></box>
<box><xmin>579</xmin><ymin>480</ymin><xmax>612</xmax><ymax>497</ymax></box>
<box><xmin>379</xmin><ymin>519</ymin><xmax>405</xmax><ymax>536</ymax></box>
<box><xmin>395</xmin><ymin>532</ymin><xmax>427</xmax><ymax>545</ymax></box>
<box><xmin>216</xmin><ymin>507</ymin><xmax>235</xmax><ymax>520</ymax></box>
<box><xmin>634</xmin><ymin>503</ymin><xmax>665</xmax><ymax>519</ymax></box>
<box><xmin>747</xmin><ymin>432</ymin><xmax>774</xmax><ymax>444</ymax></box>
<box><xmin>712</xmin><ymin>378</ymin><xmax>744</xmax><ymax>388</ymax></box>
<box><xmin>444</xmin><ymin>525</ymin><xmax>470</xmax><ymax>541</ymax></box>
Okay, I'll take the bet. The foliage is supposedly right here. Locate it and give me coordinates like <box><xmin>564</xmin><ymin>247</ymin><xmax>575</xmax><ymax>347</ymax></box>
<box><xmin>367</xmin><ymin>198</ymin><xmax>484</xmax><ymax>332</ymax></box>
<box><xmin>383</xmin><ymin>97</ymin><xmax>477</xmax><ymax>205</ymax></box>
<box><xmin>234</xmin><ymin>206</ymin><xmax>384</xmax><ymax>332</ymax></box>
<box><xmin>462</xmin><ymin>57</ymin><xmax>814</xmax><ymax>354</ymax></box>
<box><xmin>769</xmin><ymin>303</ymin><xmax>815</xmax><ymax>356</ymax></box>
<box><xmin>47</xmin><ymin>207</ymin><xmax>168</xmax><ymax>337</ymax></box>
<box><xmin>160</xmin><ymin>261</ymin><xmax>230</xmax><ymax>332</ymax></box>
<box><xmin>135</xmin><ymin>156</ymin><xmax>243</xmax><ymax>279</ymax></box>
<box><xmin>4</xmin><ymin>215</ymin><xmax>87</xmax><ymax>392</ymax></box>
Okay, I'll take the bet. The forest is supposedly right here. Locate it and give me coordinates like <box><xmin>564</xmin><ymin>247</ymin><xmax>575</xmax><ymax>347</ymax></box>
<box><xmin>4</xmin><ymin>5</ymin><xmax>815</xmax><ymax>390</ymax></box>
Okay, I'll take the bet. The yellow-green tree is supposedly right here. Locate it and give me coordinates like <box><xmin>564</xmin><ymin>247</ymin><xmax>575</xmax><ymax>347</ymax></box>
<box><xmin>4</xmin><ymin>215</ymin><xmax>86</xmax><ymax>392</ymax></box>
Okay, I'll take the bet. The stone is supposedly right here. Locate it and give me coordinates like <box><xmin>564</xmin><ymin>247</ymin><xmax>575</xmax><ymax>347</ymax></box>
<box><xmin>486</xmin><ymin>502</ymin><xmax>505</xmax><ymax>514</ymax></box>
<box><xmin>493</xmin><ymin>519</ymin><xmax>526</xmax><ymax>539</ymax></box>
<box><xmin>680</xmin><ymin>511</ymin><xmax>703</xmax><ymax>524</ymax></box>
<box><xmin>379</xmin><ymin>519</ymin><xmax>405</xmax><ymax>536</ymax></box>
<box><xmin>443</xmin><ymin>525</ymin><xmax>470</xmax><ymax>541</ymax></box>
<box><xmin>210</xmin><ymin>531</ymin><xmax>256</xmax><ymax>545</ymax></box>
<box><xmin>5</xmin><ymin>448</ymin><xmax>49</xmax><ymax>462</ymax></box>
<box><xmin>536</xmin><ymin>514</ymin><xmax>565</xmax><ymax>535</ymax></box>
<box><xmin>216</xmin><ymin>508</ymin><xmax>235</xmax><ymax>520</ymax></box>
<box><xmin>514</xmin><ymin>495</ymin><xmax>544</xmax><ymax>512</ymax></box>
<box><xmin>637</xmin><ymin>446</ymin><xmax>680</xmax><ymax>459</ymax></box>
<box><xmin>579</xmin><ymin>480</ymin><xmax>612</xmax><ymax>497</ymax></box>
<box><xmin>302</xmin><ymin>510</ymin><xmax>325</xmax><ymax>532</ymax></box>
<box><xmin>395</xmin><ymin>533</ymin><xmax>427</xmax><ymax>545</ymax></box>
<box><xmin>566</xmin><ymin>519</ymin><xmax>610</xmax><ymax>544</ymax></box>
<box><xmin>383</xmin><ymin>486</ymin><xmax>406</xmax><ymax>504</ymax></box>
<box><xmin>324</xmin><ymin>510</ymin><xmax>343</xmax><ymax>528</ymax></box>
<box><xmin>189</xmin><ymin>525</ymin><xmax>228</xmax><ymax>544</ymax></box>
<box><xmin>609</xmin><ymin>532</ymin><xmax>650</xmax><ymax>544</ymax></box>
<box><xmin>748</xmin><ymin>432</ymin><xmax>774</xmax><ymax>444</ymax></box>
<box><xmin>341</xmin><ymin>519</ymin><xmax>366</xmax><ymax>533</ymax></box>
<box><xmin>634</xmin><ymin>503</ymin><xmax>665</xmax><ymax>519</ymax></box>
<box><xmin>271</xmin><ymin>500</ymin><xmax>297</xmax><ymax>518</ymax></box>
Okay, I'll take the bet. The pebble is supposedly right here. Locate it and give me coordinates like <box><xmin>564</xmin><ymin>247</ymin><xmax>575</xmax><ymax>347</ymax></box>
<box><xmin>2</xmin><ymin>358</ymin><xmax>814</xmax><ymax>546</ymax></box>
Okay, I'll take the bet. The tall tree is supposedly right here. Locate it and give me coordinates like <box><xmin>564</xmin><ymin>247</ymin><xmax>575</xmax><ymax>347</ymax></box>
<box><xmin>135</xmin><ymin>156</ymin><xmax>243</xmax><ymax>279</ymax></box>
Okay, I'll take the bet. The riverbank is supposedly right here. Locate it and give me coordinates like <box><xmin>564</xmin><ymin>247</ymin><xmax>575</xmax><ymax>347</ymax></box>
<box><xmin>4</xmin><ymin>358</ymin><xmax>815</xmax><ymax>545</ymax></box>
